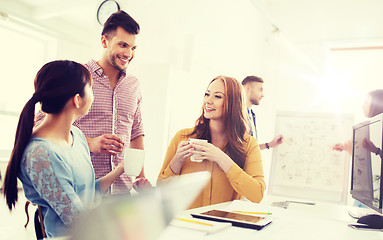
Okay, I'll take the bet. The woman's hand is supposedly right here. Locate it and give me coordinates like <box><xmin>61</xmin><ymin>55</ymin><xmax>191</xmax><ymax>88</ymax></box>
<box><xmin>99</xmin><ymin>160</ymin><xmax>125</xmax><ymax>193</ymax></box>
<box><xmin>133</xmin><ymin>177</ymin><xmax>152</xmax><ymax>192</ymax></box>
<box><xmin>169</xmin><ymin>141</ymin><xmax>194</xmax><ymax>174</ymax></box>
<box><xmin>190</xmin><ymin>141</ymin><xmax>234</xmax><ymax>173</ymax></box>
<box><xmin>332</xmin><ymin>141</ymin><xmax>352</xmax><ymax>155</ymax></box>
<box><xmin>363</xmin><ymin>138</ymin><xmax>379</xmax><ymax>154</ymax></box>
<box><xmin>332</xmin><ymin>143</ymin><xmax>345</xmax><ymax>151</ymax></box>
<box><xmin>174</xmin><ymin>141</ymin><xmax>194</xmax><ymax>163</ymax></box>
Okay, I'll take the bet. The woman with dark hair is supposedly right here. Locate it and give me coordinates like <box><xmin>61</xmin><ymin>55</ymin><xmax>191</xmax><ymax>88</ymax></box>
<box><xmin>332</xmin><ymin>89</ymin><xmax>383</xmax><ymax>208</ymax></box>
<box><xmin>157</xmin><ymin>76</ymin><xmax>265</xmax><ymax>208</ymax></box>
<box><xmin>333</xmin><ymin>89</ymin><xmax>383</xmax><ymax>153</ymax></box>
<box><xmin>363</xmin><ymin>89</ymin><xmax>383</xmax><ymax>118</ymax></box>
<box><xmin>2</xmin><ymin>60</ymin><xmax>125</xmax><ymax>238</ymax></box>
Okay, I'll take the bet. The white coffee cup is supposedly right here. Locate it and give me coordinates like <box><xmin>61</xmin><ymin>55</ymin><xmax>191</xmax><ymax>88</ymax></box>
<box><xmin>124</xmin><ymin>148</ymin><xmax>145</xmax><ymax>176</ymax></box>
<box><xmin>189</xmin><ymin>138</ymin><xmax>208</xmax><ymax>162</ymax></box>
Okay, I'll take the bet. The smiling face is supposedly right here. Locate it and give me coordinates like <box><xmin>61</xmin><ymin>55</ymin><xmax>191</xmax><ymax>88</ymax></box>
<box><xmin>101</xmin><ymin>26</ymin><xmax>137</xmax><ymax>72</ymax></box>
<box><xmin>203</xmin><ymin>79</ymin><xmax>225</xmax><ymax>121</ymax></box>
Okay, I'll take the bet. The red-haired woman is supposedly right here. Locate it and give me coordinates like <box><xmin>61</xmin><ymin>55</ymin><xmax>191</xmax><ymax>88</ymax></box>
<box><xmin>157</xmin><ymin>76</ymin><xmax>265</xmax><ymax>208</ymax></box>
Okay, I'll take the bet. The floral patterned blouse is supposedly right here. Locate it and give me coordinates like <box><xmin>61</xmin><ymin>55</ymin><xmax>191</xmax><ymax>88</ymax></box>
<box><xmin>18</xmin><ymin>126</ymin><xmax>101</xmax><ymax>238</ymax></box>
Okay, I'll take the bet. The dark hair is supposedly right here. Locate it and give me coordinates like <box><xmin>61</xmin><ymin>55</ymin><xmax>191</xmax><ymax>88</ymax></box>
<box><xmin>102</xmin><ymin>10</ymin><xmax>140</xmax><ymax>38</ymax></box>
<box><xmin>368</xmin><ymin>89</ymin><xmax>383</xmax><ymax>118</ymax></box>
<box><xmin>241</xmin><ymin>76</ymin><xmax>264</xmax><ymax>85</ymax></box>
<box><xmin>188</xmin><ymin>76</ymin><xmax>248</xmax><ymax>168</ymax></box>
<box><xmin>2</xmin><ymin>60</ymin><xmax>91</xmax><ymax>210</ymax></box>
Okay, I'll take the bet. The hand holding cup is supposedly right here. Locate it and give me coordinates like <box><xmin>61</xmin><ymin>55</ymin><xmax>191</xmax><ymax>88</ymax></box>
<box><xmin>189</xmin><ymin>138</ymin><xmax>208</xmax><ymax>162</ymax></box>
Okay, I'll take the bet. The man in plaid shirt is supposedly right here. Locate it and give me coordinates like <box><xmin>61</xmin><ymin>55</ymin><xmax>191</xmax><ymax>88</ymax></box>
<box><xmin>36</xmin><ymin>11</ymin><xmax>151</xmax><ymax>194</ymax></box>
<box><xmin>77</xmin><ymin>10</ymin><xmax>151</xmax><ymax>194</ymax></box>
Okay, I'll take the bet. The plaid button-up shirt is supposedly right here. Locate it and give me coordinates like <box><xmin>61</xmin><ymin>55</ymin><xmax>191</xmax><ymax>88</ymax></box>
<box><xmin>74</xmin><ymin>59</ymin><xmax>144</xmax><ymax>194</ymax></box>
<box><xmin>35</xmin><ymin>60</ymin><xmax>145</xmax><ymax>194</ymax></box>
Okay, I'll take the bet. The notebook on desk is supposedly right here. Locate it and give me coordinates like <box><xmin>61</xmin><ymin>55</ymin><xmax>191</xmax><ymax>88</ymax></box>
<box><xmin>70</xmin><ymin>171</ymin><xmax>210</xmax><ymax>240</ymax></box>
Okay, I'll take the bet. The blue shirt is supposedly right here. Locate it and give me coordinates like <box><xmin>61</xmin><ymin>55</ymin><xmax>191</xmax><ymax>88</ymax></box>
<box><xmin>18</xmin><ymin>126</ymin><xmax>101</xmax><ymax>238</ymax></box>
<box><xmin>247</xmin><ymin>109</ymin><xmax>258</xmax><ymax>140</ymax></box>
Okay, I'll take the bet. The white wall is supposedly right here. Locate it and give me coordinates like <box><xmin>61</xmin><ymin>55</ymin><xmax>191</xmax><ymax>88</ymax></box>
<box><xmin>124</xmin><ymin>0</ymin><xmax>276</xmax><ymax>183</ymax></box>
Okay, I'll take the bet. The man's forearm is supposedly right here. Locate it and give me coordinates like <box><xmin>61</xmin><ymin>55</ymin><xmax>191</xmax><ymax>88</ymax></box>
<box><xmin>259</xmin><ymin>143</ymin><xmax>269</xmax><ymax>150</ymax></box>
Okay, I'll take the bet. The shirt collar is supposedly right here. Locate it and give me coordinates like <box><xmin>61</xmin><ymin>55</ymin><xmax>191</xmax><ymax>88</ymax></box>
<box><xmin>87</xmin><ymin>59</ymin><xmax>127</xmax><ymax>80</ymax></box>
<box><xmin>87</xmin><ymin>59</ymin><xmax>103</xmax><ymax>77</ymax></box>
<box><xmin>248</xmin><ymin>108</ymin><xmax>256</xmax><ymax>118</ymax></box>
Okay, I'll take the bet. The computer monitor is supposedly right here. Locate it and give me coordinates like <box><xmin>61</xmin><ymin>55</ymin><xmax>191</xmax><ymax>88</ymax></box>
<box><xmin>351</xmin><ymin>113</ymin><xmax>383</xmax><ymax>213</ymax></box>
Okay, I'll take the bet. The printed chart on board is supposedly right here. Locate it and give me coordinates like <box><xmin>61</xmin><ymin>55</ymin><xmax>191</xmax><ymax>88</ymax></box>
<box><xmin>268</xmin><ymin>112</ymin><xmax>354</xmax><ymax>204</ymax></box>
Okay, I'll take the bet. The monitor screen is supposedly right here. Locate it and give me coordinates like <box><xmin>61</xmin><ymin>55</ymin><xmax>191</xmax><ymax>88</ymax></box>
<box><xmin>351</xmin><ymin>113</ymin><xmax>383</xmax><ymax>213</ymax></box>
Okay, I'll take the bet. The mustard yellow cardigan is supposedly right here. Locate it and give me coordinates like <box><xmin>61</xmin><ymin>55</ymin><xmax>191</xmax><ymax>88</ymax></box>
<box><xmin>157</xmin><ymin>128</ymin><xmax>266</xmax><ymax>209</ymax></box>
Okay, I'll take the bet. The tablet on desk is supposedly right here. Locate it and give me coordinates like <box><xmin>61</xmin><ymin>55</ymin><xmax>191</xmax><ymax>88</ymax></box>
<box><xmin>191</xmin><ymin>209</ymin><xmax>272</xmax><ymax>230</ymax></box>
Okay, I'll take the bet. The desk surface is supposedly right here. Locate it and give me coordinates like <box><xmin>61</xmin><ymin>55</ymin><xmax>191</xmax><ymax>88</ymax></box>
<box><xmin>159</xmin><ymin>195</ymin><xmax>383</xmax><ymax>240</ymax></box>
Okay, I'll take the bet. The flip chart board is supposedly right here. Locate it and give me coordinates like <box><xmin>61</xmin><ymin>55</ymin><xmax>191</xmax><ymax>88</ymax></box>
<box><xmin>268</xmin><ymin>112</ymin><xmax>354</xmax><ymax>204</ymax></box>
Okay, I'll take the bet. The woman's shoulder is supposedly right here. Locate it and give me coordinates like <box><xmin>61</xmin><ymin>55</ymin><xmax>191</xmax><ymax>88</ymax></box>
<box><xmin>71</xmin><ymin>125</ymin><xmax>84</xmax><ymax>136</ymax></box>
<box><xmin>23</xmin><ymin>138</ymin><xmax>55</xmax><ymax>166</ymax></box>
<box><xmin>26</xmin><ymin>137</ymin><xmax>51</xmax><ymax>151</ymax></box>
<box><xmin>71</xmin><ymin>125</ymin><xmax>87</xmax><ymax>142</ymax></box>
<box><xmin>243</xmin><ymin>134</ymin><xmax>259</xmax><ymax>149</ymax></box>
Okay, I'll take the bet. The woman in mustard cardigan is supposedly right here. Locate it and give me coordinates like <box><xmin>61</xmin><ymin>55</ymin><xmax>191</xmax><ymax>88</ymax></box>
<box><xmin>157</xmin><ymin>76</ymin><xmax>266</xmax><ymax>208</ymax></box>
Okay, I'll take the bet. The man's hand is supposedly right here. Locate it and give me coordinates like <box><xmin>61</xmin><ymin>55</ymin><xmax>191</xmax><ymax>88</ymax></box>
<box><xmin>86</xmin><ymin>134</ymin><xmax>124</xmax><ymax>155</ymax></box>
<box><xmin>269</xmin><ymin>134</ymin><xmax>284</xmax><ymax>148</ymax></box>
<box><xmin>133</xmin><ymin>177</ymin><xmax>152</xmax><ymax>192</ymax></box>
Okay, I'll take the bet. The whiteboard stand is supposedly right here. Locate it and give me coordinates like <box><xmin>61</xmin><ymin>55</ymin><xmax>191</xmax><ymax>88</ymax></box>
<box><xmin>268</xmin><ymin>111</ymin><xmax>354</xmax><ymax>204</ymax></box>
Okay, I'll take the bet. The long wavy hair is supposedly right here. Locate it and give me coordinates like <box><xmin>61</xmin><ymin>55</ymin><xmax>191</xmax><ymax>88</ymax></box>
<box><xmin>188</xmin><ymin>76</ymin><xmax>249</xmax><ymax>168</ymax></box>
<box><xmin>2</xmin><ymin>60</ymin><xmax>91</xmax><ymax>210</ymax></box>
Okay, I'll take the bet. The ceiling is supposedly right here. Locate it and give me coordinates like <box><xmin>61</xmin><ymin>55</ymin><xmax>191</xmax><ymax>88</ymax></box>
<box><xmin>0</xmin><ymin>0</ymin><xmax>102</xmax><ymax>42</ymax></box>
<box><xmin>258</xmin><ymin>0</ymin><xmax>383</xmax><ymax>44</ymax></box>
<box><xmin>1</xmin><ymin>0</ymin><xmax>383</xmax><ymax>47</ymax></box>
<box><xmin>1</xmin><ymin>0</ymin><xmax>99</xmax><ymax>26</ymax></box>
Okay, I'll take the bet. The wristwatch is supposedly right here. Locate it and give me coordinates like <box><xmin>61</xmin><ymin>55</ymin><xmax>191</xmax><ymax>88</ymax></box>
<box><xmin>375</xmin><ymin>148</ymin><xmax>381</xmax><ymax>156</ymax></box>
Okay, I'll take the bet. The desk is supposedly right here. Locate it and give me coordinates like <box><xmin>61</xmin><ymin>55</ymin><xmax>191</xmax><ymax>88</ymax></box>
<box><xmin>159</xmin><ymin>195</ymin><xmax>383</xmax><ymax>240</ymax></box>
